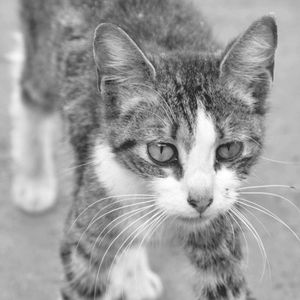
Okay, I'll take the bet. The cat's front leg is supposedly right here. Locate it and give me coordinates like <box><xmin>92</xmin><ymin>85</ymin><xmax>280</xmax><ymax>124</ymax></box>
<box><xmin>61</xmin><ymin>239</ymin><xmax>162</xmax><ymax>300</ymax></box>
<box><xmin>183</xmin><ymin>226</ymin><xmax>248</xmax><ymax>300</ymax></box>
<box><xmin>10</xmin><ymin>31</ymin><xmax>58</xmax><ymax>213</ymax></box>
<box><xmin>104</xmin><ymin>247</ymin><xmax>162</xmax><ymax>300</ymax></box>
<box><xmin>11</xmin><ymin>99</ymin><xmax>58</xmax><ymax>212</ymax></box>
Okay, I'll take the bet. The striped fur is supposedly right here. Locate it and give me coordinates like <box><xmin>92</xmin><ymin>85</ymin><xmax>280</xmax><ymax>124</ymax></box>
<box><xmin>17</xmin><ymin>0</ymin><xmax>277</xmax><ymax>299</ymax></box>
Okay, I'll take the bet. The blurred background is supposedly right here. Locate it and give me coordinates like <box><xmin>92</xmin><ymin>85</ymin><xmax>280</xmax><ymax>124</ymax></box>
<box><xmin>0</xmin><ymin>0</ymin><xmax>299</xmax><ymax>299</ymax></box>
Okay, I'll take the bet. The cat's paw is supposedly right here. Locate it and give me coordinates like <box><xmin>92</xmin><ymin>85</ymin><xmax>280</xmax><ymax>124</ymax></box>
<box><xmin>108</xmin><ymin>270</ymin><xmax>162</xmax><ymax>300</ymax></box>
<box><xmin>105</xmin><ymin>248</ymin><xmax>163</xmax><ymax>300</ymax></box>
<box><xmin>120</xmin><ymin>266</ymin><xmax>162</xmax><ymax>300</ymax></box>
<box><xmin>12</xmin><ymin>174</ymin><xmax>57</xmax><ymax>213</ymax></box>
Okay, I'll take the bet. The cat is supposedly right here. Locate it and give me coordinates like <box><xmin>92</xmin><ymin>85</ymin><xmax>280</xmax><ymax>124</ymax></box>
<box><xmin>11</xmin><ymin>0</ymin><xmax>277</xmax><ymax>299</ymax></box>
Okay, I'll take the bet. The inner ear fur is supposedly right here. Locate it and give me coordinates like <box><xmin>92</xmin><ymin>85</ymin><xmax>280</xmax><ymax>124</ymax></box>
<box><xmin>93</xmin><ymin>23</ymin><xmax>156</xmax><ymax>92</ymax></box>
<box><xmin>219</xmin><ymin>15</ymin><xmax>278</xmax><ymax>106</ymax></box>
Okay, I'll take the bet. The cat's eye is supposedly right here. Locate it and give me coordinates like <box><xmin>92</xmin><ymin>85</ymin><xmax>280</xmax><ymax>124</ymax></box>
<box><xmin>216</xmin><ymin>141</ymin><xmax>243</xmax><ymax>161</ymax></box>
<box><xmin>147</xmin><ymin>143</ymin><xmax>178</xmax><ymax>165</ymax></box>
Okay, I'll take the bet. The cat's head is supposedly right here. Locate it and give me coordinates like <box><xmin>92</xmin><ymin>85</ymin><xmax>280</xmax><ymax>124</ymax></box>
<box><xmin>92</xmin><ymin>16</ymin><xmax>277</xmax><ymax>224</ymax></box>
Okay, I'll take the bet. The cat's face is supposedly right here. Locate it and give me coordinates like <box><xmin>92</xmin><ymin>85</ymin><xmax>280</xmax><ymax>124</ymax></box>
<box><xmin>93</xmin><ymin>17</ymin><xmax>277</xmax><ymax>223</ymax></box>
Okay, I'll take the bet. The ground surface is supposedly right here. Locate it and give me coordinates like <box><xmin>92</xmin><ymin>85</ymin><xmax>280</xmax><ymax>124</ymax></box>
<box><xmin>0</xmin><ymin>0</ymin><xmax>299</xmax><ymax>299</ymax></box>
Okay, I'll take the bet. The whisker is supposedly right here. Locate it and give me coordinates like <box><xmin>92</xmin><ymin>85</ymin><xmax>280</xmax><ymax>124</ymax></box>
<box><xmin>238</xmin><ymin>198</ymin><xmax>300</xmax><ymax>242</ymax></box>
<box><xmin>238</xmin><ymin>184</ymin><xmax>295</xmax><ymax>191</ymax></box>
<box><xmin>236</xmin><ymin>211</ymin><xmax>269</xmax><ymax>281</ymax></box>
<box><xmin>231</xmin><ymin>207</ymin><xmax>270</xmax><ymax>280</ymax></box>
<box><xmin>139</xmin><ymin>213</ymin><xmax>167</xmax><ymax>251</ymax></box>
<box><xmin>88</xmin><ymin>204</ymin><xmax>158</xmax><ymax>270</ymax></box>
<box><xmin>88</xmin><ymin>206</ymin><xmax>154</xmax><ymax>265</ymax></box>
<box><xmin>93</xmin><ymin>208</ymin><xmax>159</xmax><ymax>299</ymax></box>
<box><xmin>62</xmin><ymin>160</ymin><xmax>94</xmax><ymax>175</ymax></box>
<box><xmin>133</xmin><ymin>213</ymin><xmax>168</xmax><ymax>294</ymax></box>
<box><xmin>75</xmin><ymin>200</ymin><xmax>156</xmax><ymax>253</ymax></box>
<box><xmin>124</xmin><ymin>212</ymin><xmax>166</xmax><ymax>259</ymax></box>
<box><xmin>88</xmin><ymin>198</ymin><xmax>155</xmax><ymax>226</ymax></box>
<box><xmin>68</xmin><ymin>194</ymin><xmax>156</xmax><ymax>232</ymax></box>
<box><xmin>106</xmin><ymin>210</ymin><xmax>164</xmax><ymax>284</ymax></box>
<box><xmin>247</xmin><ymin>170</ymin><xmax>264</xmax><ymax>182</ymax></box>
<box><xmin>239</xmin><ymin>191</ymin><xmax>300</xmax><ymax>215</ymax></box>
<box><xmin>228</xmin><ymin>210</ymin><xmax>249</xmax><ymax>267</ymax></box>
<box><xmin>236</xmin><ymin>201</ymin><xmax>270</xmax><ymax>236</ymax></box>
<box><xmin>261</xmin><ymin>156</ymin><xmax>300</xmax><ymax>165</ymax></box>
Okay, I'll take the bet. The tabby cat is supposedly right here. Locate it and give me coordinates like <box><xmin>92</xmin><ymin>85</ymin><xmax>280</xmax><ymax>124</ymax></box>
<box><xmin>12</xmin><ymin>0</ymin><xmax>277</xmax><ymax>299</ymax></box>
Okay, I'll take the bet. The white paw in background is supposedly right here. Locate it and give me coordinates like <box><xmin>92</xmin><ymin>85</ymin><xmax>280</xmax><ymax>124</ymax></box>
<box><xmin>105</xmin><ymin>248</ymin><xmax>163</xmax><ymax>300</ymax></box>
<box><xmin>13</xmin><ymin>174</ymin><xmax>57</xmax><ymax>213</ymax></box>
<box><xmin>8</xmin><ymin>31</ymin><xmax>58</xmax><ymax>213</ymax></box>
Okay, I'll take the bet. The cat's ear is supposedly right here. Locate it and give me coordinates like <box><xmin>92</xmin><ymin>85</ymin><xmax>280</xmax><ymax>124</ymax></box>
<box><xmin>93</xmin><ymin>23</ymin><xmax>156</xmax><ymax>91</ymax></box>
<box><xmin>220</xmin><ymin>15</ymin><xmax>277</xmax><ymax>107</ymax></box>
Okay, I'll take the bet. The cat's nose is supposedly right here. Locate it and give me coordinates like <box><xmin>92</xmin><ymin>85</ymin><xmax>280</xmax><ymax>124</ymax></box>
<box><xmin>187</xmin><ymin>195</ymin><xmax>213</xmax><ymax>214</ymax></box>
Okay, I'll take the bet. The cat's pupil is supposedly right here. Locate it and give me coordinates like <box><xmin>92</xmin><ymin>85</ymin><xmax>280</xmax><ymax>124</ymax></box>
<box><xmin>228</xmin><ymin>143</ymin><xmax>241</xmax><ymax>156</ymax></box>
<box><xmin>216</xmin><ymin>141</ymin><xmax>243</xmax><ymax>161</ymax></box>
<box><xmin>147</xmin><ymin>143</ymin><xmax>176</xmax><ymax>164</ymax></box>
<box><xmin>159</xmin><ymin>146</ymin><xmax>164</xmax><ymax>154</ymax></box>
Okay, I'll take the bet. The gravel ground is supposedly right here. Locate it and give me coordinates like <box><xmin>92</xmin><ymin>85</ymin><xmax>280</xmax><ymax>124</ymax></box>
<box><xmin>0</xmin><ymin>0</ymin><xmax>299</xmax><ymax>299</ymax></box>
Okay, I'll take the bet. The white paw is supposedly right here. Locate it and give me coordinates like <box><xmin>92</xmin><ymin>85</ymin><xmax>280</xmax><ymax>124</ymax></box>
<box><xmin>120</xmin><ymin>266</ymin><xmax>162</xmax><ymax>300</ymax></box>
<box><xmin>106</xmin><ymin>248</ymin><xmax>163</xmax><ymax>300</ymax></box>
<box><xmin>12</xmin><ymin>174</ymin><xmax>57</xmax><ymax>213</ymax></box>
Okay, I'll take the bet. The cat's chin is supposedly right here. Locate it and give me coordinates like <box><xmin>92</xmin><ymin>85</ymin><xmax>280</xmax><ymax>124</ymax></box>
<box><xmin>177</xmin><ymin>214</ymin><xmax>212</xmax><ymax>227</ymax></box>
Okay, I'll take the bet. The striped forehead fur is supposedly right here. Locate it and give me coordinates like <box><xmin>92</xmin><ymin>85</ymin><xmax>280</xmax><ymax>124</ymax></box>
<box><xmin>93</xmin><ymin>39</ymin><xmax>267</xmax><ymax>208</ymax></box>
<box><xmin>183</xmin><ymin>108</ymin><xmax>216</xmax><ymax>193</ymax></box>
